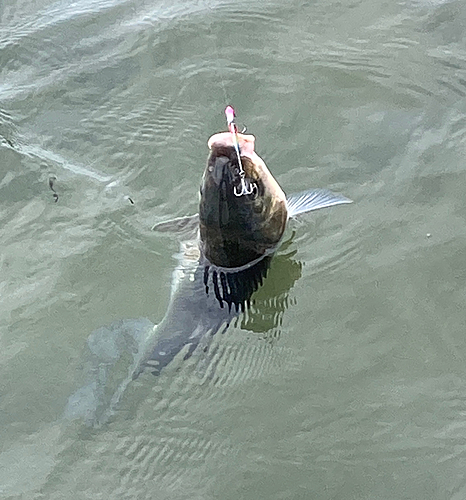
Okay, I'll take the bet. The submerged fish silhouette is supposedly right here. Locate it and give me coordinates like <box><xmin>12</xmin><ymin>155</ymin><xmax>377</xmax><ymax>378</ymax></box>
<box><xmin>136</xmin><ymin>130</ymin><xmax>351</xmax><ymax>376</ymax></box>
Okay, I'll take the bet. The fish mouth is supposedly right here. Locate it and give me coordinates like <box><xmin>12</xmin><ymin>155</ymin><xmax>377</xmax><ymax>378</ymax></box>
<box><xmin>206</xmin><ymin>132</ymin><xmax>259</xmax><ymax>196</ymax></box>
<box><xmin>207</xmin><ymin>131</ymin><xmax>256</xmax><ymax>158</ymax></box>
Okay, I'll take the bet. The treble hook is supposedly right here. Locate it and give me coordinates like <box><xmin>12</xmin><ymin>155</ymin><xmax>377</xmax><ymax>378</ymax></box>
<box><xmin>234</xmin><ymin>178</ymin><xmax>257</xmax><ymax>197</ymax></box>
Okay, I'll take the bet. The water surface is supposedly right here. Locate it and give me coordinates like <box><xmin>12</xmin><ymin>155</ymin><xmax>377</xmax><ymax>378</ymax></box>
<box><xmin>1</xmin><ymin>0</ymin><xmax>466</xmax><ymax>498</ymax></box>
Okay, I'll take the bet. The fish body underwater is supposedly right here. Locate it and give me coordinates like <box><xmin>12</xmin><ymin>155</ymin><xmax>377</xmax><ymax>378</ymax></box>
<box><xmin>65</xmin><ymin>126</ymin><xmax>351</xmax><ymax>425</ymax></box>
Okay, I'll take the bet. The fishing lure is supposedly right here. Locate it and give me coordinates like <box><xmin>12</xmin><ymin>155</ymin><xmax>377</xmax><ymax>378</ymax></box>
<box><xmin>225</xmin><ymin>105</ymin><xmax>256</xmax><ymax>197</ymax></box>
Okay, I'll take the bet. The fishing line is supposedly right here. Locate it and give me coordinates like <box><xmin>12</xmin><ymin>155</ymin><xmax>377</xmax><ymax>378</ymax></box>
<box><xmin>207</xmin><ymin>2</ymin><xmax>256</xmax><ymax>197</ymax></box>
<box><xmin>207</xmin><ymin>0</ymin><xmax>231</xmax><ymax>107</ymax></box>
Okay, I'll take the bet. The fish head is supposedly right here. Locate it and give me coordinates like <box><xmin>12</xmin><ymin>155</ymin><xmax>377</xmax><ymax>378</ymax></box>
<box><xmin>199</xmin><ymin>132</ymin><xmax>288</xmax><ymax>268</ymax></box>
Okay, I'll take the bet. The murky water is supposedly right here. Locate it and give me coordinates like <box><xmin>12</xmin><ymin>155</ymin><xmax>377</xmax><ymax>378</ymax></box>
<box><xmin>1</xmin><ymin>0</ymin><xmax>466</xmax><ymax>498</ymax></box>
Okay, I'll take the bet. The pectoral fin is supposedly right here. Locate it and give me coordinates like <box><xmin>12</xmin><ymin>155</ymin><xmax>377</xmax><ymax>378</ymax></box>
<box><xmin>151</xmin><ymin>214</ymin><xmax>199</xmax><ymax>234</ymax></box>
<box><xmin>286</xmin><ymin>189</ymin><xmax>352</xmax><ymax>218</ymax></box>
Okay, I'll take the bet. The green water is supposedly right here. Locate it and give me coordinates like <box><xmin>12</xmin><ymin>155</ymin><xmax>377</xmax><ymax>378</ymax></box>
<box><xmin>1</xmin><ymin>0</ymin><xmax>466</xmax><ymax>498</ymax></box>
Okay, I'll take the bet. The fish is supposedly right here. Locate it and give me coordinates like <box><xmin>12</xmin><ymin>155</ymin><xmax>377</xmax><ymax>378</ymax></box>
<box><xmin>136</xmin><ymin>128</ymin><xmax>351</xmax><ymax>377</ymax></box>
<box><xmin>65</xmin><ymin>119</ymin><xmax>351</xmax><ymax>425</ymax></box>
